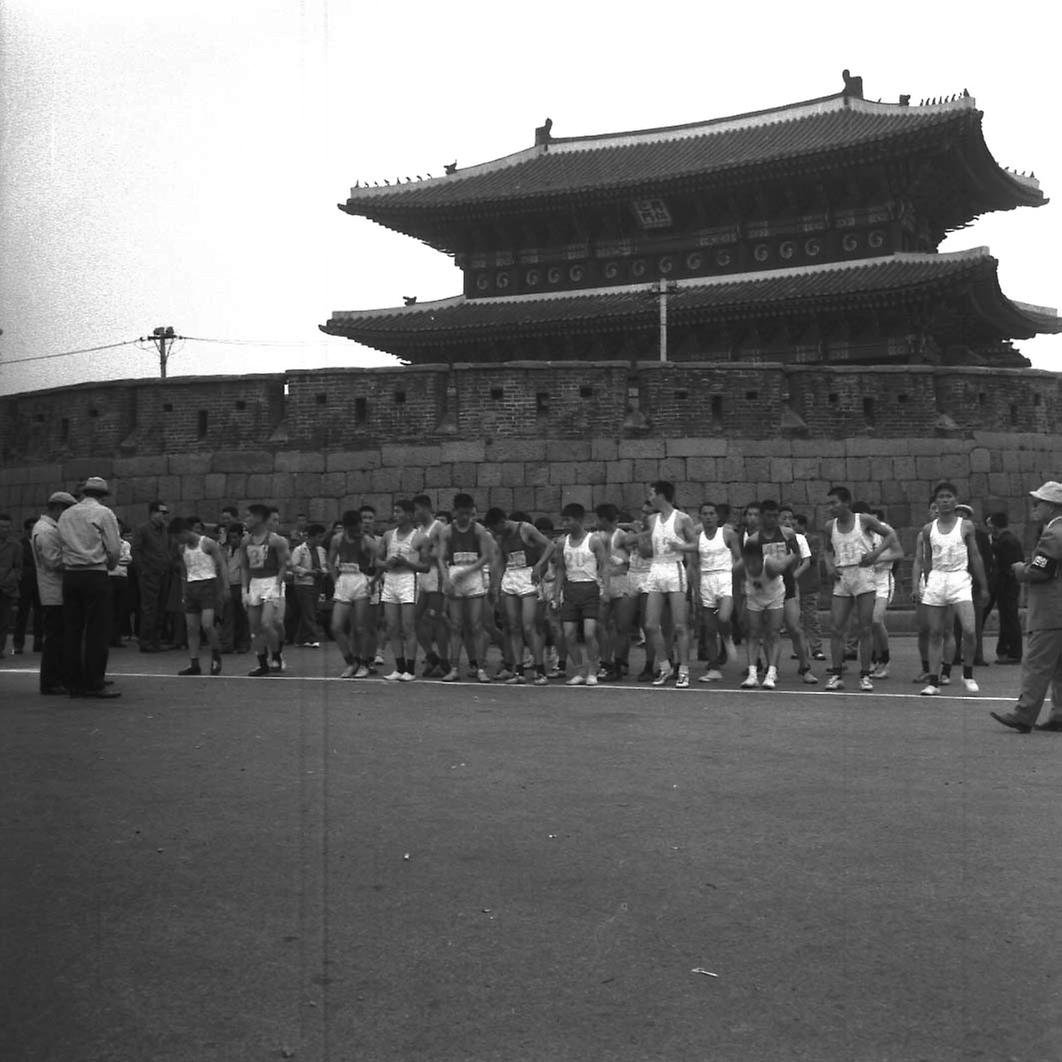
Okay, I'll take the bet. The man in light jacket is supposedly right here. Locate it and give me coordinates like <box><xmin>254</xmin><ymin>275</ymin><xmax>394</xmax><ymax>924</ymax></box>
<box><xmin>57</xmin><ymin>477</ymin><xmax>122</xmax><ymax>698</ymax></box>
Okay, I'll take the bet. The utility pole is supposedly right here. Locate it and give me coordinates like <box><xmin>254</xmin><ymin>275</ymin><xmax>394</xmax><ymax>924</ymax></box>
<box><xmin>143</xmin><ymin>326</ymin><xmax>176</xmax><ymax>378</ymax></box>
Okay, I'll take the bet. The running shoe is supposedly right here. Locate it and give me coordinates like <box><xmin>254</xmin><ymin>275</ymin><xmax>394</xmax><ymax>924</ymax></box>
<box><xmin>920</xmin><ymin>684</ymin><xmax>940</xmax><ymax>696</ymax></box>
<box><xmin>939</xmin><ymin>674</ymin><xmax>951</xmax><ymax>686</ymax></box>
<box><xmin>340</xmin><ymin>664</ymin><xmax>357</xmax><ymax>679</ymax></box>
<box><xmin>586</xmin><ymin>674</ymin><xmax>599</xmax><ymax>687</ymax></box>
<box><xmin>812</xmin><ymin>650</ymin><xmax>827</xmax><ymax>661</ymax></box>
<box><xmin>567</xmin><ymin>674</ymin><xmax>587</xmax><ymax>686</ymax></box>
<box><xmin>398</xmin><ymin>671</ymin><xmax>415</xmax><ymax>682</ymax></box>
<box><xmin>441</xmin><ymin>668</ymin><xmax>460</xmax><ymax>682</ymax></box>
<box><xmin>504</xmin><ymin>673</ymin><xmax>525</xmax><ymax>685</ymax></box>
<box><xmin>476</xmin><ymin>668</ymin><xmax>491</xmax><ymax>684</ymax></box>
<box><xmin>870</xmin><ymin>664</ymin><xmax>889</xmax><ymax>679</ymax></box>
<box><xmin>494</xmin><ymin>668</ymin><xmax>515</xmax><ymax>682</ymax></box>
<box><xmin>532</xmin><ymin>673</ymin><xmax>549</xmax><ymax>686</ymax></box>
<box><xmin>178</xmin><ymin>662</ymin><xmax>201</xmax><ymax>676</ymax></box>
<box><xmin>859</xmin><ymin>674</ymin><xmax>874</xmax><ymax>692</ymax></box>
<box><xmin>270</xmin><ymin>656</ymin><xmax>286</xmax><ymax>672</ymax></box>
<box><xmin>740</xmin><ymin>670</ymin><xmax>759</xmax><ymax>689</ymax></box>
<box><xmin>210</xmin><ymin>654</ymin><xmax>222</xmax><ymax>676</ymax></box>
<box><xmin>675</xmin><ymin>668</ymin><xmax>690</xmax><ymax>690</ymax></box>
<box><xmin>799</xmin><ymin>667</ymin><xmax>819</xmax><ymax>685</ymax></box>
<box><xmin>699</xmin><ymin>669</ymin><xmax>722</xmax><ymax>683</ymax></box>
<box><xmin>248</xmin><ymin>665</ymin><xmax>271</xmax><ymax>677</ymax></box>
<box><xmin>548</xmin><ymin>665</ymin><xmax>565</xmax><ymax>680</ymax></box>
<box><xmin>962</xmin><ymin>677</ymin><xmax>980</xmax><ymax>693</ymax></box>
<box><xmin>652</xmin><ymin>664</ymin><xmax>674</xmax><ymax>687</ymax></box>
<box><xmin>825</xmin><ymin>674</ymin><xmax>844</xmax><ymax>691</ymax></box>
<box><xmin>761</xmin><ymin>668</ymin><xmax>777</xmax><ymax>691</ymax></box>
<box><xmin>374</xmin><ymin>654</ymin><xmax>385</xmax><ymax>666</ymax></box>
<box><xmin>354</xmin><ymin>665</ymin><xmax>369</xmax><ymax>678</ymax></box>
<box><xmin>383</xmin><ymin>670</ymin><xmax>403</xmax><ymax>681</ymax></box>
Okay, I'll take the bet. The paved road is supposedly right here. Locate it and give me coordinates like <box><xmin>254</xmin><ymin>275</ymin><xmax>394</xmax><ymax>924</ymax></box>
<box><xmin>3</xmin><ymin>641</ymin><xmax>1060</xmax><ymax>1061</ymax></box>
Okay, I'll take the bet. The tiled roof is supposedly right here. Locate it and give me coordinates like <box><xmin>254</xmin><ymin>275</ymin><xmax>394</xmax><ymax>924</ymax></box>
<box><xmin>322</xmin><ymin>250</ymin><xmax>1061</xmax><ymax>345</ymax></box>
<box><xmin>340</xmin><ymin>95</ymin><xmax>1043</xmax><ymax>215</ymax></box>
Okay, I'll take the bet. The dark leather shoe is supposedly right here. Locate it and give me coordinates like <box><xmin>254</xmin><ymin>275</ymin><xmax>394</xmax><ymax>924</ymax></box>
<box><xmin>995</xmin><ymin>656</ymin><xmax>1022</xmax><ymax>665</ymax></box>
<box><xmin>85</xmin><ymin>687</ymin><xmax>122</xmax><ymax>699</ymax></box>
<box><xmin>990</xmin><ymin>711</ymin><xmax>1032</xmax><ymax>734</ymax></box>
<box><xmin>40</xmin><ymin>686</ymin><xmax>69</xmax><ymax>696</ymax></box>
<box><xmin>1034</xmin><ymin>719</ymin><xmax>1062</xmax><ymax>732</ymax></box>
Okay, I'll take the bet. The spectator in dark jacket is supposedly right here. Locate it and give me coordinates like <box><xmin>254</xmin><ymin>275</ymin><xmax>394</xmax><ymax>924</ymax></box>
<box><xmin>985</xmin><ymin>511</ymin><xmax>1024</xmax><ymax>663</ymax></box>
<box><xmin>0</xmin><ymin>513</ymin><xmax>22</xmax><ymax>659</ymax></box>
<box><xmin>131</xmin><ymin>501</ymin><xmax>172</xmax><ymax>651</ymax></box>
<box><xmin>14</xmin><ymin>517</ymin><xmax>42</xmax><ymax>653</ymax></box>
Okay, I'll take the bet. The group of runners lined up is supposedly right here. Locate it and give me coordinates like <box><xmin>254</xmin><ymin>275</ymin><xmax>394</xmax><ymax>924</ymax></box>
<box><xmin>176</xmin><ymin>479</ymin><xmax>989</xmax><ymax>695</ymax></box>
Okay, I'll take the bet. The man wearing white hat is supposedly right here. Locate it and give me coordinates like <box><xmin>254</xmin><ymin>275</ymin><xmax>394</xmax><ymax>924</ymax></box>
<box><xmin>991</xmin><ymin>481</ymin><xmax>1062</xmax><ymax>733</ymax></box>
<box><xmin>57</xmin><ymin>476</ymin><xmax>122</xmax><ymax>698</ymax></box>
<box><xmin>31</xmin><ymin>490</ymin><xmax>77</xmax><ymax>694</ymax></box>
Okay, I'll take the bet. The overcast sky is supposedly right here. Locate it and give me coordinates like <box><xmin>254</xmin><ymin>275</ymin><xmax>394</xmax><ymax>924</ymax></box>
<box><xmin>2</xmin><ymin>0</ymin><xmax>1060</xmax><ymax>396</ymax></box>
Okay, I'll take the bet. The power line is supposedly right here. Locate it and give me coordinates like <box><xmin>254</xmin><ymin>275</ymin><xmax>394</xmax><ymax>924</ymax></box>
<box><xmin>0</xmin><ymin>339</ymin><xmax>143</xmax><ymax>367</ymax></box>
<box><xmin>182</xmin><ymin>335</ymin><xmax>342</xmax><ymax>347</ymax></box>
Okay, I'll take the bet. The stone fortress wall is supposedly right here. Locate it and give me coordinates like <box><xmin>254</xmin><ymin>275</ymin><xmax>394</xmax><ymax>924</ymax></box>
<box><xmin>2</xmin><ymin>362</ymin><xmax>1059</xmax><ymax>589</ymax></box>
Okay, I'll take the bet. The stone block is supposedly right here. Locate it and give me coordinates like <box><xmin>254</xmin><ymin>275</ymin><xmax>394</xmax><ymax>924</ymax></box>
<box><xmin>791</xmin><ymin>457</ymin><xmax>818</xmax><ymax>480</ymax></box>
<box><xmin>666</xmin><ymin>438</ymin><xmax>729</xmax><ymax>458</ymax></box>
<box><xmin>907</xmin><ymin>439</ymin><xmax>945</xmax><ymax>456</ymax></box>
<box><xmin>819</xmin><ymin>458</ymin><xmax>846</xmax><ymax>483</ymax></box>
<box><xmin>769</xmin><ymin>457</ymin><xmax>793</xmax><ymax>484</ymax></box>
<box><xmin>737</xmin><ymin>439</ymin><xmax>792</xmax><ymax>457</ymax></box>
<box><xmin>399</xmin><ymin>467</ymin><xmax>424</xmax><ymax>493</ymax></box>
<box><xmin>559</xmin><ymin>484</ymin><xmax>593</xmax><ymax>511</ymax></box>
<box><xmin>276</xmin><ymin>451</ymin><xmax>326</xmax><ymax>474</ymax></box>
<box><xmin>727</xmin><ymin>481</ymin><xmax>757</xmax><ymax>507</ymax></box>
<box><xmin>169</xmin><ymin>453</ymin><xmax>212</xmax><ymax>476</ymax></box>
<box><xmin>213</xmin><ymin>449</ymin><xmax>274</xmax><ymax>474</ymax></box>
<box><xmin>717</xmin><ymin>456</ymin><xmax>746</xmax><ymax>481</ymax></box>
<box><xmin>488</xmin><ymin>440</ymin><xmax>546</xmax><ymax>462</ymax></box>
<box><xmin>63</xmin><ymin>456</ymin><xmax>115</xmax><ymax>480</ymax></box>
<box><xmin>914</xmin><ymin>456</ymin><xmax>942</xmax><ymax>479</ymax></box>
<box><xmin>786</xmin><ymin>481</ymin><xmax>808</xmax><ymax>504</ymax></box>
<box><xmin>511</xmin><ymin>487</ymin><xmax>537</xmax><ymax>513</ymax></box>
<box><xmin>605</xmin><ymin>459</ymin><xmax>634</xmax><ymax>484</ymax></box>
<box><xmin>685</xmin><ymin>458</ymin><xmax>717</xmax><ymax>482</ymax></box>
<box><xmin>326</xmin><ymin>450</ymin><xmax>381</xmax><ymax>472</ymax></box>
<box><xmin>344</xmin><ymin>469</ymin><xmax>369</xmax><ymax>492</ymax></box>
<box><xmin>533</xmin><ymin>486</ymin><xmax>562</xmax><ymax>513</ymax></box>
<box><xmin>450</xmin><ymin>463</ymin><xmax>477</xmax><ymax>487</ymax></box>
<box><xmin>617</xmin><ymin>482</ymin><xmax>647</xmax><ymax>511</ymax></box>
<box><xmin>548</xmin><ymin>439</ymin><xmax>590</xmax><ymax>461</ymax></box>
<box><xmin>368</xmin><ymin>469</ymin><xmax>399</xmax><ymax>493</ymax></box>
<box><xmin>846</xmin><ymin>457</ymin><xmax>869</xmax><ymax>482</ymax></box>
<box><xmin>226</xmin><ymin>474</ymin><xmax>247</xmax><ymax>500</ymax></box>
<box><xmin>633</xmin><ymin>459</ymin><xmax>660</xmax><ymax>483</ymax></box>
<box><xmin>940</xmin><ymin>453</ymin><xmax>970</xmax><ymax>479</ymax></box>
<box><xmin>893</xmin><ymin>456</ymin><xmax>917</xmax><ymax>481</ymax></box>
<box><xmin>488</xmin><ymin>486</ymin><xmax>514</xmax><ymax>510</ymax></box>
<box><xmin>550</xmin><ymin>462</ymin><xmax>580</xmax><ymax>486</ymax></box>
<box><xmin>129</xmin><ymin>477</ymin><xmax>159</xmax><ymax>503</ymax></box>
<box><xmin>573</xmin><ymin>461</ymin><xmax>606</xmax><ymax>485</ymax></box>
<box><xmin>156</xmin><ymin>475</ymin><xmax>181</xmax><ymax>500</ymax></box>
<box><xmin>591</xmin><ymin>438</ymin><xmax>618</xmax><ymax>462</ymax></box>
<box><xmin>440</xmin><ymin>440</ymin><xmax>486</xmax><ymax>463</ymax></box>
<box><xmin>658</xmin><ymin>458</ymin><xmax>685</xmax><ymax>483</ymax></box>
<box><xmin>181</xmin><ymin>475</ymin><xmax>208</xmax><ymax>502</ymax></box>
<box><xmin>271</xmin><ymin>473</ymin><xmax>294</xmax><ymax>499</ymax></box>
<box><xmin>845</xmin><ymin>437</ymin><xmax>881</xmax><ymax>457</ymax></box>
<box><xmin>525</xmin><ymin>462</ymin><xmax>550</xmax><ymax>486</ymax></box>
<box><xmin>115</xmin><ymin>455</ymin><xmax>168</xmax><ymax>477</ymax></box>
<box><xmin>381</xmin><ymin>444</ymin><xmax>438</xmax><ymax>467</ymax></box>
<box><xmin>744</xmin><ymin>457</ymin><xmax>770</xmax><ymax>481</ymax></box>
<box><xmin>618</xmin><ymin>439</ymin><xmax>665</xmax><ymax>459</ymax></box>
<box><xmin>1000</xmin><ymin>450</ymin><xmax>1020</xmax><ymax>473</ymax></box>
<box><xmin>246</xmin><ymin>473</ymin><xmax>273</xmax><ymax>498</ymax></box>
<box><xmin>477</xmin><ymin>463</ymin><xmax>503</xmax><ymax>487</ymax></box>
<box><xmin>299</xmin><ymin>474</ymin><xmax>323</xmax><ymax>499</ymax></box>
<box><xmin>969</xmin><ymin>447</ymin><xmax>991</xmax><ymax>474</ymax></box>
<box><xmin>868</xmin><ymin>458</ymin><xmax>893</xmax><ymax>482</ymax></box>
<box><xmin>969</xmin><ymin>472</ymin><xmax>990</xmax><ymax>497</ymax></box>
<box><xmin>499</xmin><ymin>462</ymin><xmax>527</xmax><ymax>486</ymax></box>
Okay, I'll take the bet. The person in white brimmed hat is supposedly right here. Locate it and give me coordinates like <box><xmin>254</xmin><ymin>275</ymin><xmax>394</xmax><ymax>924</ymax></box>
<box><xmin>56</xmin><ymin>476</ymin><xmax>122</xmax><ymax>699</ymax></box>
<box><xmin>991</xmin><ymin>481</ymin><xmax>1062</xmax><ymax>733</ymax></box>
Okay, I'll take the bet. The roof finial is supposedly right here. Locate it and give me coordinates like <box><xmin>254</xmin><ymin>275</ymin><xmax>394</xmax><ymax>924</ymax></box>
<box><xmin>842</xmin><ymin>69</ymin><xmax>863</xmax><ymax>99</ymax></box>
<box><xmin>403</xmin><ymin>295</ymin><xmax>418</xmax><ymax>306</ymax></box>
<box><xmin>444</xmin><ymin>160</ymin><xmax>457</xmax><ymax>175</ymax></box>
<box><xmin>899</xmin><ymin>94</ymin><xmax>910</xmax><ymax>106</ymax></box>
<box><xmin>535</xmin><ymin>117</ymin><xmax>554</xmax><ymax>147</ymax></box>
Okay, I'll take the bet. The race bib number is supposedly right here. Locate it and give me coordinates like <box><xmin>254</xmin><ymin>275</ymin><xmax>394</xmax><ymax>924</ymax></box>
<box><xmin>507</xmin><ymin>550</ymin><xmax>527</xmax><ymax>569</ymax></box>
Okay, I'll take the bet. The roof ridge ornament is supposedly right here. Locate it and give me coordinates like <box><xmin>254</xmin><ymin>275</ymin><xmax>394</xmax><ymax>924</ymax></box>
<box><xmin>535</xmin><ymin>117</ymin><xmax>554</xmax><ymax>148</ymax></box>
<box><xmin>842</xmin><ymin>69</ymin><xmax>864</xmax><ymax>99</ymax></box>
